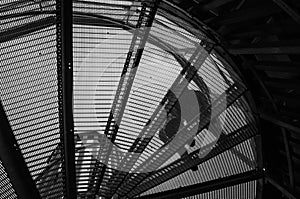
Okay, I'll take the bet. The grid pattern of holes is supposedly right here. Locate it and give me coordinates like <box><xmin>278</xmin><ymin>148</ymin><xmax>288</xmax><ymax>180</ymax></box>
<box><xmin>0</xmin><ymin>0</ymin><xmax>56</xmax><ymax>32</ymax></box>
<box><xmin>73</xmin><ymin>1</ymin><xmax>157</xmax><ymax>195</ymax></box>
<box><xmin>0</xmin><ymin>160</ymin><xmax>18</xmax><ymax>199</ymax></box>
<box><xmin>0</xmin><ymin>2</ymin><xmax>64</xmax><ymax>196</ymax></box>
<box><xmin>184</xmin><ymin>180</ymin><xmax>257</xmax><ymax>199</ymax></box>
<box><xmin>125</xmin><ymin>92</ymin><xmax>257</xmax><ymax>197</ymax></box>
<box><xmin>71</xmin><ymin>1</ymin><xmax>256</xmax><ymax>198</ymax></box>
<box><xmin>141</xmin><ymin>138</ymin><xmax>257</xmax><ymax>195</ymax></box>
<box><xmin>1</xmin><ymin>25</ymin><xmax>60</xmax><ymax>176</ymax></box>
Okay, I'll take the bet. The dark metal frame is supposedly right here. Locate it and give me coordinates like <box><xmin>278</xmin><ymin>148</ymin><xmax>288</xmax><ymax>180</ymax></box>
<box><xmin>266</xmin><ymin>175</ymin><xmax>299</xmax><ymax>199</ymax></box>
<box><xmin>244</xmin><ymin>61</ymin><xmax>295</xmax><ymax>191</ymax></box>
<box><xmin>57</xmin><ymin>0</ymin><xmax>77</xmax><ymax>198</ymax></box>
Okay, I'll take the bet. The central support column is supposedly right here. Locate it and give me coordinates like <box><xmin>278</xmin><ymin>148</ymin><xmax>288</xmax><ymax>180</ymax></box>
<box><xmin>57</xmin><ymin>0</ymin><xmax>76</xmax><ymax>198</ymax></box>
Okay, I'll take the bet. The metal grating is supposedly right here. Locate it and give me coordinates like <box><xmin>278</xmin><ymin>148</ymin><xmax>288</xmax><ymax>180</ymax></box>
<box><xmin>0</xmin><ymin>1</ymin><xmax>64</xmax><ymax>198</ymax></box>
<box><xmin>141</xmin><ymin>138</ymin><xmax>257</xmax><ymax>196</ymax></box>
<box><xmin>184</xmin><ymin>181</ymin><xmax>257</xmax><ymax>199</ymax></box>
<box><xmin>126</xmin><ymin>92</ymin><xmax>258</xmax><ymax>198</ymax></box>
<box><xmin>0</xmin><ymin>160</ymin><xmax>17</xmax><ymax>199</ymax></box>
<box><xmin>1</xmin><ymin>0</ymin><xmax>56</xmax><ymax>33</ymax></box>
<box><xmin>71</xmin><ymin>1</ymin><xmax>258</xmax><ymax>198</ymax></box>
<box><xmin>0</xmin><ymin>1</ymin><xmax>261</xmax><ymax>198</ymax></box>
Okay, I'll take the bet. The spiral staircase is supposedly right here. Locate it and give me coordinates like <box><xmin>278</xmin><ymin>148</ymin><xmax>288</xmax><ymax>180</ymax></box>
<box><xmin>0</xmin><ymin>0</ymin><xmax>299</xmax><ymax>198</ymax></box>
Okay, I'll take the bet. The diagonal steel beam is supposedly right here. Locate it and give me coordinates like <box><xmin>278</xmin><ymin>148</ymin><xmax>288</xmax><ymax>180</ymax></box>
<box><xmin>93</xmin><ymin>1</ymin><xmax>160</xmax><ymax>196</ymax></box>
<box><xmin>136</xmin><ymin>170</ymin><xmax>263</xmax><ymax>199</ymax></box>
<box><xmin>0</xmin><ymin>101</ymin><xmax>41</xmax><ymax>199</ymax></box>
<box><xmin>273</xmin><ymin>0</ymin><xmax>300</xmax><ymax>25</ymax></box>
<box><xmin>266</xmin><ymin>175</ymin><xmax>299</xmax><ymax>199</ymax></box>
<box><xmin>229</xmin><ymin>146</ymin><xmax>256</xmax><ymax>169</ymax></box>
<box><xmin>208</xmin><ymin>3</ymin><xmax>281</xmax><ymax>26</ymax></box>
<box><xmin>0</xmin><ymin>16</ymin><xmax>55</xmax><ymax>43</ymax></box>
<box><xmin>203</xmin><ymin>0</ymin><xmax>236</xmax><ymax>11</ymax></box>
<box><xmin>259</xmin><ymin>110</ymin><xmax>300</xmax><ymax>134</ymax></box>
<box><xmin>93</xmin><ymin>5</ymin><xmax>148</xmax><ymax>195</ymax></box>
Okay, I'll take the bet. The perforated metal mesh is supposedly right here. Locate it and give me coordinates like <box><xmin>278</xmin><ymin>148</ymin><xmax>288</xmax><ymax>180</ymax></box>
<box><xmin>0</xmin><ymin>1</ymin><xmax>260</xmax><ymax>198</ymax></box>
<box><xmin>0</xmin><ymin>1</ymin><xmax>64</xmax><ymax>198</ymax></box>
<box><xmin>127</xmin><ymin>93</ymin><xmax>258</xmax><ymax>197</ymax></box>
<box><xmin>72</xmin><ymin>1</ymin><xmax>258</xmax><ymax>198</ymax></box>
<box><xmin>0</xmin><ymin>160</ymin><xmax>17</xmax><ymax>199</ymax></box>
<box><xmin>184</xmin><ymin>181</ymin><xmax>257</xmax><ymax>199</ymax></box>
<box><xmin>141</xmin><ymin>138</ymin><xmax>257</xmax><ymax>196</ymax></box>
<box><xmin>1</xmin><ymin>0</ymin><xmax>56</xmax><ymax>32</ymax></box>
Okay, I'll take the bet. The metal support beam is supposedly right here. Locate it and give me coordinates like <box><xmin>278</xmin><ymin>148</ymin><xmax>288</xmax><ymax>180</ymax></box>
<box><xmin>0</xmin><ymin>16</ymin><xmax>55</xmax><ymax>43</ymax></box>
<box><xmin>229</xmin><ymin>41</ymin><xmax>300</xmax><ymax>55</ymax></box>
<box><xmin>273</xmin><ymin>0</ymin><xmax>300</xmax><ymax>25</ymax></box>
<box><xmin>203</xmin><ymin>0</ymin><xmax>235</xmax><ymax>10</ymax></box>
<box><xmin>264</xmin><ymin>79</ymin><xmax>300</xmax><ymax>89</ymax></box>
<box><xmin>57</xmin><ymin>0</ymin><xmax>76</xmax><ymax>198</ymax></box>
<box><xmin>259</xmin><ymin>111</ymin><xmax>300</xmax><ymax>134</ymax></box>
<box><xmin>253</xmin><ymin>61</ymin><xmax>300</xmax><ymax>72</ymax></box>
<box><xmin>254</xmin><ymin>135</ymin><xmax>264</xmax><ymax>192</ymax></box>
<box><xmin>266</xmin><ymin>175</ymin><xmax>298</xmax><ymax>199</ymax></box>
<box><xmin>136</xmin><ymin>170</ymin><xmax>263</xmax><ymax>199</ymax></box>
<box><xmin>229</xmin><ymin>146</ymin><xmax>256</xmax><ymax>168</ymax></box>
<box><xmin>208</xmin><ymin>4</ymin><xmax>280</xmax><ymax>25</ymax></box>
<box><xmin>93</xmin><ymin>4</ymin><xmax>148</xmax><ymax>195</ymax></box>
<box><xmin>225</xmin><ymin>21</ymin><xmax>300</xmax><ymax>40</ymax></box>
<box><xmin>0</xmin><ymin>101</ymin><xmax>41</xmax><ymax>199</ymax></box>
<box><xmin>244</xmin><ymin>61</ymin><xmax>296</xmax><ymax>192</ymax></box>
<box><xmin>93</xmin><ymin>2</ymin><xmax>160</xmax><ymax>196</ymax></box>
